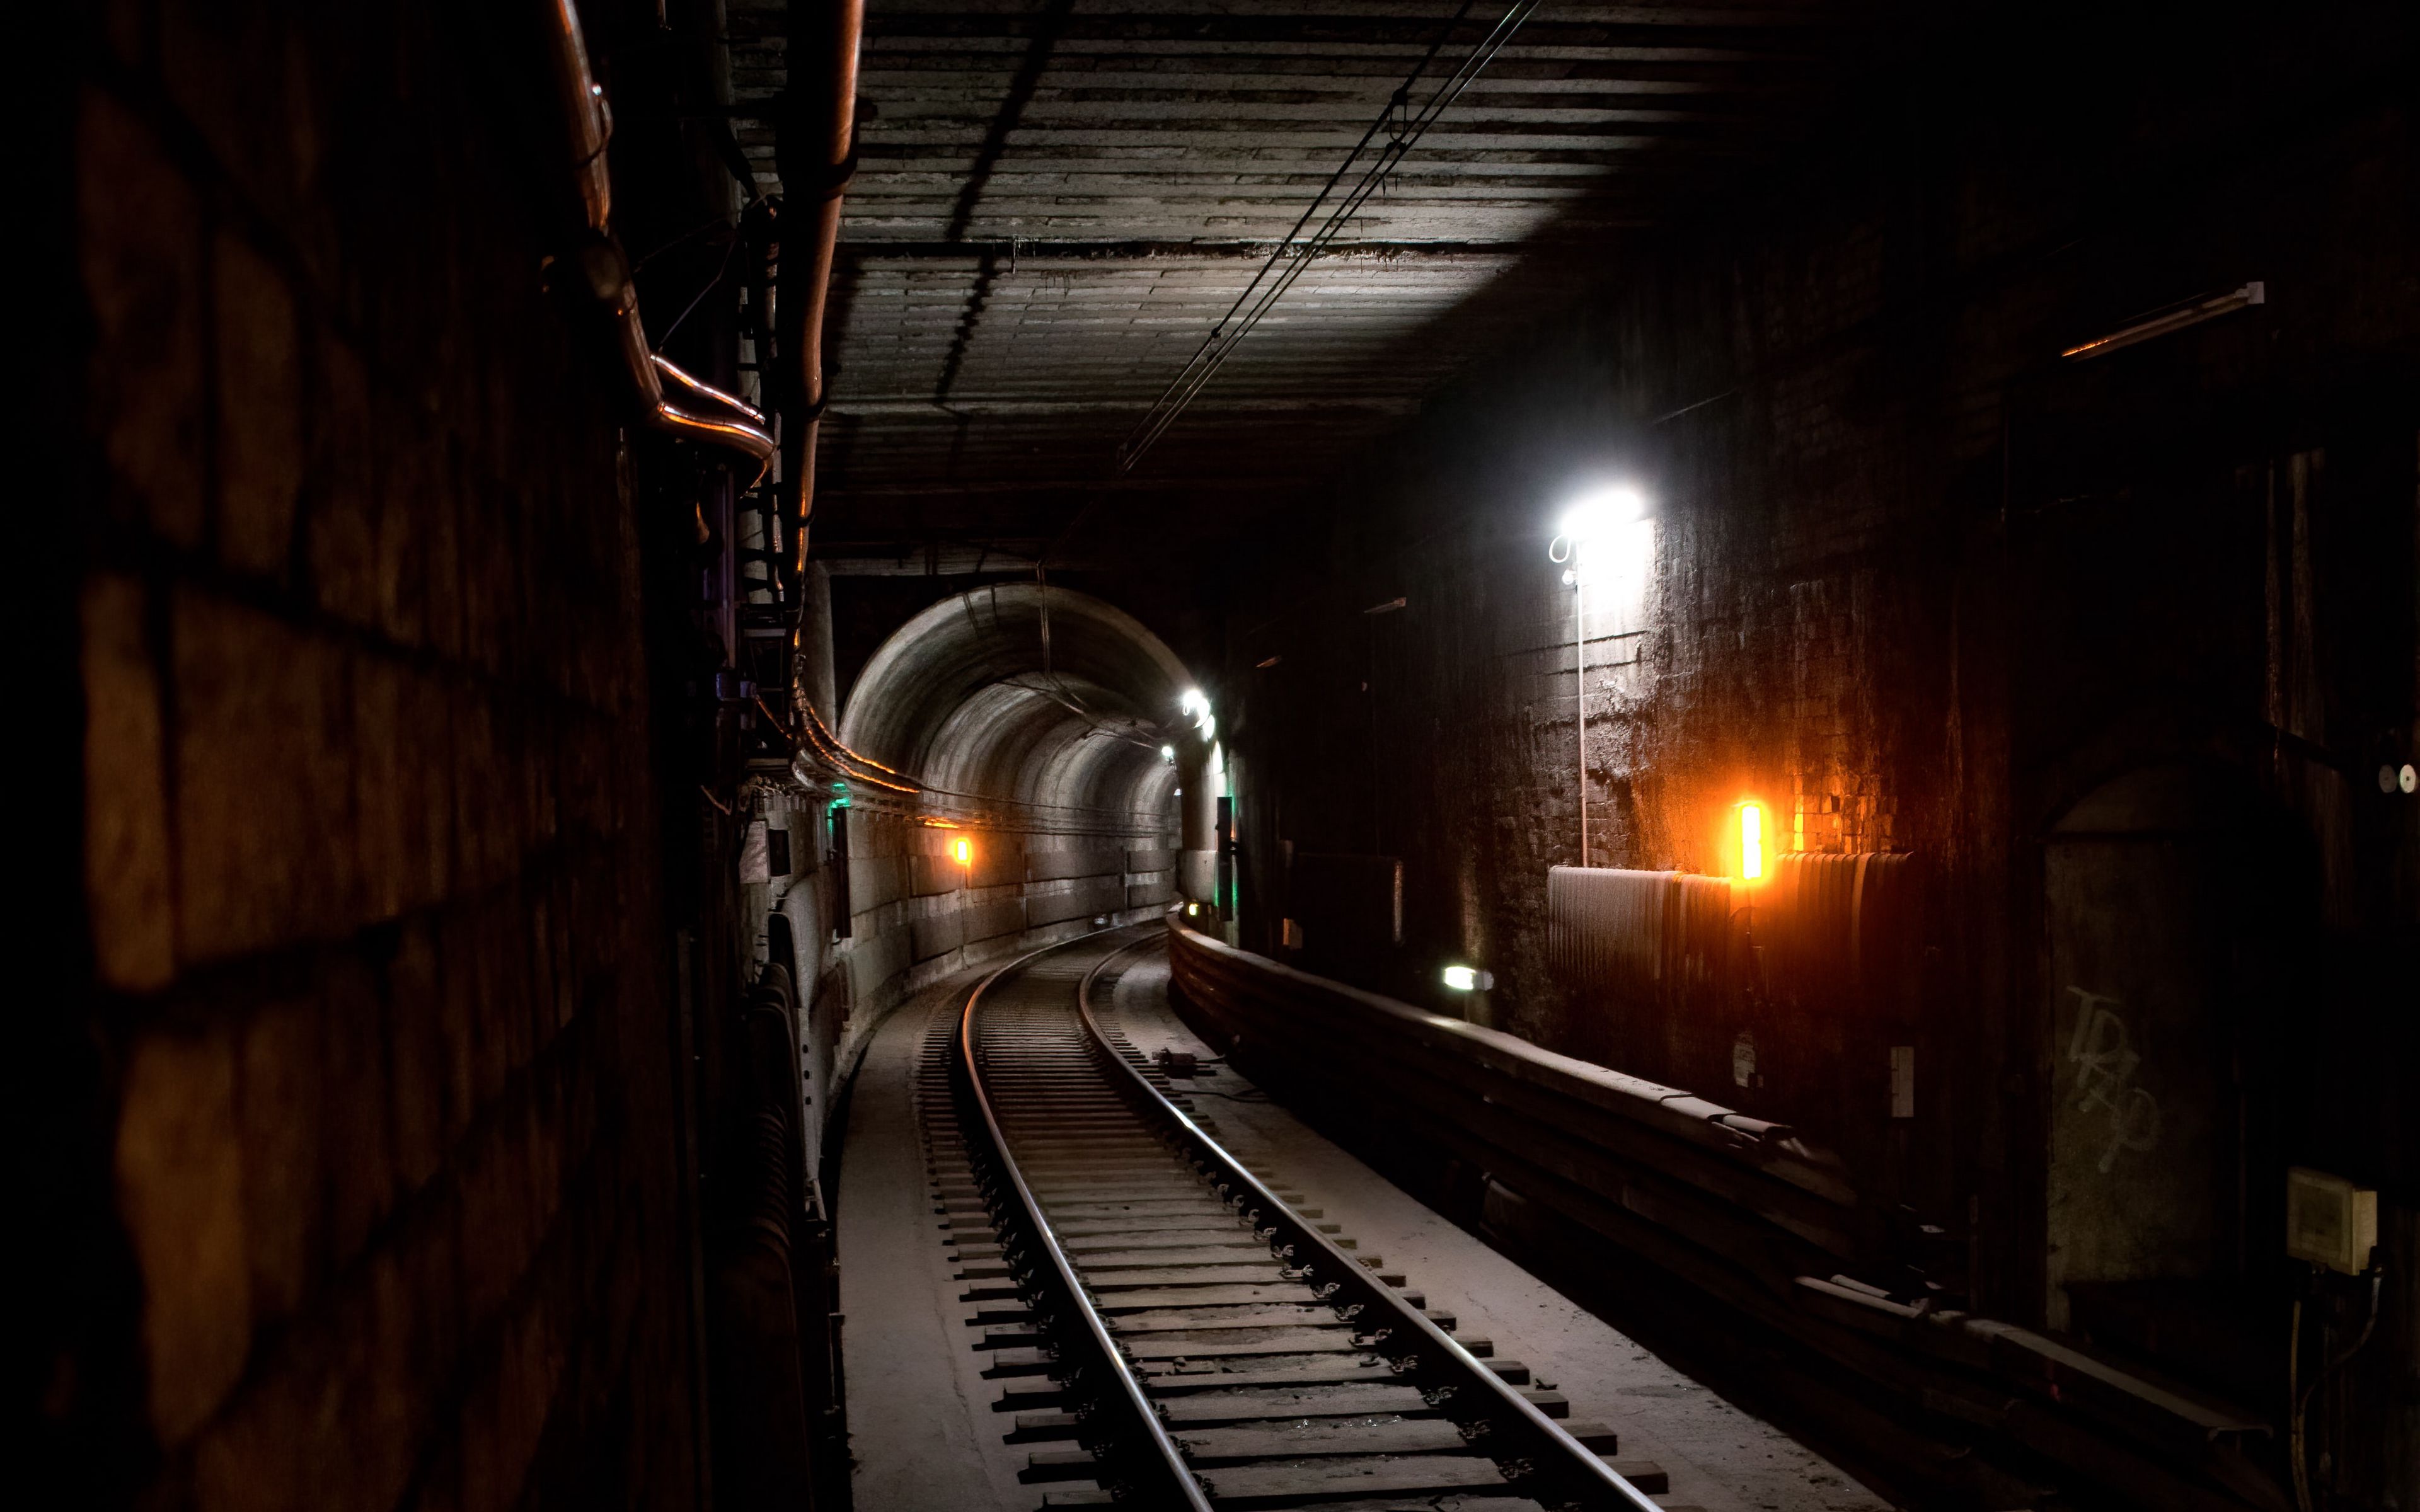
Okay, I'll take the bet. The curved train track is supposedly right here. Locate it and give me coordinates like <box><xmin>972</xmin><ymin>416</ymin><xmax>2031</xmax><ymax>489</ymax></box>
<box><xmin>925</xmin><ymin>925</ymin><xmax>1665</xmax><ymax>1509</ymax></box>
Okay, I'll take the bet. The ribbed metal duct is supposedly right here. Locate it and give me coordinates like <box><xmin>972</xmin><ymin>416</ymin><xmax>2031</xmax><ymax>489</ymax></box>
<box><xmin>1547</xmin><ymin>866</ymin><xmax>1734</xmax><ymax>999</ymax></box>
<box><xmin>1547</xmin><ymin>866</ymin><xmax>1671</xmax><ymax>988</ymax></box>
<box><xmin>1765</xmin><ymin>851</ymin><xmax>1921</xmax><ymax>1018</ymax></box>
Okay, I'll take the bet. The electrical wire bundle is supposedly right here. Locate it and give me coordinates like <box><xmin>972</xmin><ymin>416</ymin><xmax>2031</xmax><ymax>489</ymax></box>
<box><xmin>774</xmin><ymin>687</ymin><xmax>1173</xmax><ymax>842</ymax></box>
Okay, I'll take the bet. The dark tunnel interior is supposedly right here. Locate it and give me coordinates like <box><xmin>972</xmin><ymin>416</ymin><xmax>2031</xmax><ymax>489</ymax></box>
<box><xmin>24</xmin><ymin>2</ymin><xmax>2418</xmax><ymax>1510</ymax></box>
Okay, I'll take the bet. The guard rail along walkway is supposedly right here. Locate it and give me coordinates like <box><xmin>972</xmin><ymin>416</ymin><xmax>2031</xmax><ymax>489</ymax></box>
<box><xmin>1165</xmin><ymin>912</ymin><xmax>2285</xmax><ymax>1512</ymax></box>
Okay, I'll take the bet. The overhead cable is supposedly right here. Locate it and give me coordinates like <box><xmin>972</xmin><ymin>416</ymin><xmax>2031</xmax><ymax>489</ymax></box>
<box><xmin>1110</xmin><ymin>0</ymin><xmax>1538</xmax><ymax>477</ymax></box>
<box><xmin>787</xmin><ymin>695</ymin><xmax>1173</xmax><ymax>839</ymax></box>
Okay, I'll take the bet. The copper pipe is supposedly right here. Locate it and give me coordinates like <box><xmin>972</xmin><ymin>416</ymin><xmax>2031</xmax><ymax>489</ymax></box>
<box><xmin>775</xmin><ymin>0</ymin><xmax>867</xmax><ymax>547</ymax></box>
<box><xmin>652</xmin><ymin>353</ymin><xmax>764</xmax><ymax>426</ymax></box>
<box><xmin>544</xmin><ymin>0</ymin><xmax>776</xmax><ymax>472</ymax></box>
<box><xmin>543</xmin><ymin>0</ymin><xmax>614</xmax><ymax>234</ymax></box>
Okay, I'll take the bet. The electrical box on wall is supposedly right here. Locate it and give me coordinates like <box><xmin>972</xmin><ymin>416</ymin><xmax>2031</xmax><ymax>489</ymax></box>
<box><xmin>2285</xmin><ymin>1166</ymin><xmax>2378</xmax><ymax>1274</ymax></box>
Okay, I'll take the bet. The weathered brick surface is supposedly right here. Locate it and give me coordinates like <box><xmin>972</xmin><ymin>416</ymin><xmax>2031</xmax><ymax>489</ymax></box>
<box><xmin>81</xmin><ymin>572</ymin><xmax>178</xmax><ymax>990</ymax></box>
<box><xmin>115</xmin><ymin>1019</ymin><xmax>251</xmax><ymax>1443</ymax></box>
<box><xmin>55</xmin><ymin>4</ymin><xmax>699</xmax><ymax>1506</ymax></box>
<box><xmin>79</xmin><ymin>88</ymin><xmax>207</xmax><ymax>547</ymax></box>
<box><xmin>210</xmin><ymin>226</ymin><xmax>303</xmax><ymax>581</ymax></box>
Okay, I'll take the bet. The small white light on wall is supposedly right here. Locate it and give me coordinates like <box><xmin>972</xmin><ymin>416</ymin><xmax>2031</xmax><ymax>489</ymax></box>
<box><xmin>1178</xmin><ymin>687</ymin><xmax>1216</xmax><ymax>742</ymax></box>
<box><xmin>1441</xmin><ymin>964</ymin><xmax>1495</xmax><ymax>992</ymax></box>
<box><xmin>1548</xmin><ymin>481</ymin><xmax>1658</xmax><ymax>868</ymax></box>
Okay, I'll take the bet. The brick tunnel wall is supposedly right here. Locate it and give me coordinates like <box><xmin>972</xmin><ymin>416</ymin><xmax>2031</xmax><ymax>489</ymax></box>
<box><xmin>1219</xmin><ymin>14</ymin><xmax>2416</xmax><ymax>1501</ymax></box>
<box><xmin>38</xmin><ymin>6</ymin><xmax>702</xmax><ymax>1507</ymax></box>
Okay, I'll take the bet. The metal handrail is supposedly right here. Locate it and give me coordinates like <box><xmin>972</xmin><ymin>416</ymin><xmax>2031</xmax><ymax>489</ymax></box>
<box><xmin>1161</xmin><ymin>917</ymin><xmax>2285</xmax><ymax>1505</ymax></box>
<box><xmin>1076</xmin><ymin>932</ymin><xmax>1664</xmax><ymax>1511</ymax></box>
<box><xmin>956</xmin><ymin>931</ymin><xmax>1214</xmax><ymax>1511</ymax></box>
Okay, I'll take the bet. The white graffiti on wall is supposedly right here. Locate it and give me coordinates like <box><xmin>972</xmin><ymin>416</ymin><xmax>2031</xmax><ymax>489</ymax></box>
<box><xmin>2066</xmin><ymin>987</ymin><xmax>2163</xmax><ymax>1174</ymax></box>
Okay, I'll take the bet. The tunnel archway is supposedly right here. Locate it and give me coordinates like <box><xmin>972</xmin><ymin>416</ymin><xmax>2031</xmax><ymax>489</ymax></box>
<box><xmin>821</xmin><ymin>584</ymin><xmax>1217</xmax><ymax>1010</ymax></box>
<box><xmin>840</xmin><ymin>583</ymin><xmax>1197</xmax><ymax>827</ymax></box>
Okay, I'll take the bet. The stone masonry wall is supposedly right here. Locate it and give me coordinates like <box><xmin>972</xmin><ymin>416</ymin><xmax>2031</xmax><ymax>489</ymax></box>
<box><xmin>1220</xmin><ymin>20</ymin><xmax>2416</xmax><ymax>1496</ymax></box>
<box><xmin>43</xmin><ymin>4</ymin><xmax>701</xmax><ymax>1507</ymax></box>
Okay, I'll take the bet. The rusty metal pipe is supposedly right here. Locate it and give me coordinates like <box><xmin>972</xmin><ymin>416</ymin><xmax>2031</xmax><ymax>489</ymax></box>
<box><xmin>542</xmin><ymin>0</ymin><xmax>776</xmax><ymax>471</ymax></box>
<box><xmin>775</xmin><ymin>0</ymin><xmax>866</xmax><ymax>546</ymax></box>
<box><xmin>541</xmin><ymin>0</ymin><xmax>614</xmax><ymax>234</ymax></box>
<box><xmin>652</xmin><ymin>353</ymin><xmax>764</xmax><ymax>423</ymax></box>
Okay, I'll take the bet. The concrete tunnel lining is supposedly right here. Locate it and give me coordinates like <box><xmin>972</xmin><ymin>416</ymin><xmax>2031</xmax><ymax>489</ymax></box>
<box><xmin>836</xmin><ymin>583</ymin><xmax>1206</xmax><ymax>840</ymax></box>
<box><xmin>819</xmin><ymin>585</ymin><xmax>1218</xmax><ymax>1012</ymax></box>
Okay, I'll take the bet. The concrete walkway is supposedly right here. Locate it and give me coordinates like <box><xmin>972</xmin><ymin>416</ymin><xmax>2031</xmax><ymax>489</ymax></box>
<box><xmin>837</xmin><ymin>970</ymin><xmax>1036</xmax><ymax>1512</ymax></box>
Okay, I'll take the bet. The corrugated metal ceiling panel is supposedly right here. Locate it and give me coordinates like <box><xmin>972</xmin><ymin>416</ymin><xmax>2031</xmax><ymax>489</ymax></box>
<box><xmin>723</xmin><ymin>1</ymin><xmax>1874</xmax><ymax>566</ymax></box>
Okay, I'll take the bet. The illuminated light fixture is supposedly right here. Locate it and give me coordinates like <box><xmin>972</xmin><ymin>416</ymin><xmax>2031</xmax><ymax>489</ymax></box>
<box><xmin>2063</xmin><ymin>281</ymin><xmax>2264</xmax><ymax>360</ymax></box>
<box><xmin>1160</xmin><ymin>744</ymin><xmax>1175</xmax><ymax>763</ymax></box>
<box><xmin>952</xmin><ymin>837</ymin><xmax>972</xmax><ymax>868</ymax></box>
<box><xmin>1555</xmin><ymin>484</ymin><xmax>1648</xmax><ymax>557</ymax></box>
<box><xmin>1255</xmin><ymin>654</ymin><xmax>1281</xmax><ymax>670</ymax></box>
<box><xmin>1737</xmin><ymin>801</ymin><xmax>1766</xmax><ymax>883</ymax></box>
<box><xmin>1178</xmin><ymin>687</ymin><xmax>1216</xmax><ymax>743</ymax></box>
<box><xmin>1441</xmin><ymin>965</ymin><xmax>1495</xmax><ymax>992</ymax></box>
<box><xmin>1548</xmin><ymin>483</ymin><xmax>1654</xmax><ymax>866</ymax></box>
<box><xmin>1185</xmin><ymin>902</ymin><xmax>1201</xmax><ymax>916</ymax></box>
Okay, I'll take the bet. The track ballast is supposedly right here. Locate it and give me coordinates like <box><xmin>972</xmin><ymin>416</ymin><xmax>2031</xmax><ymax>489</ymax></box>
<box><xmin>926</xmin><ymin>925</ymin><xmax>1666</xmax><ymax>1510</ymax></box>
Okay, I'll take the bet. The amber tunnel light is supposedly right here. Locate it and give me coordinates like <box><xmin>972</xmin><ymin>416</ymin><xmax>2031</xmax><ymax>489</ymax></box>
<box><xmin>953</xmin><ymin>837</ymin><xmax>973</xmax><ymax>868</ymax></box>
<box><xmin>1738</xmin><ymin>801</ymin><xmax>1765</xmax><ymax>882</ymax></box>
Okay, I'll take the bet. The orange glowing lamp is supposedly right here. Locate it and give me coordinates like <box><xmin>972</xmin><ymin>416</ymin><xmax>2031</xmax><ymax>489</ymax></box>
<box><xmin>1737</xmin><ymin>802</ymin><xmax>1765</xmax><ymax>882</ymax></box>
<box><xmin>952</xmin><ymin>837</ymin><xmax>973</xmax><ymax>868</ymax></box>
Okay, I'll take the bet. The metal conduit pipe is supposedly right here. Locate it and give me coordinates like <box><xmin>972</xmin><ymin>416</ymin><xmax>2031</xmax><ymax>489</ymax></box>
<box><xmin>774</xmin><ymin>0</ymin><xmax>867</xmax><ymax>550</ymax></box>
<box><xmin>539</xmin><ymin>0</ymin><xmax>776</xmax><ymax>471</ymax></box>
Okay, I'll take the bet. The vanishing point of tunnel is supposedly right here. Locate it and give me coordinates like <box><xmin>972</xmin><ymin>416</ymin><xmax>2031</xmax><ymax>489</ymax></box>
<box><xmin>26</xmin><ymin>2</ymin><xmax>2419</xmax><ymax>1510</ymax></box>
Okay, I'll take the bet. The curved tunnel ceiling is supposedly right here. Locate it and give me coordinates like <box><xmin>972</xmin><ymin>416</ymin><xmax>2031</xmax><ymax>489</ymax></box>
<box><xmin>834</xmin><ymin>585</ymin><xmax>1201</xmax><ymax>841</ymax></box>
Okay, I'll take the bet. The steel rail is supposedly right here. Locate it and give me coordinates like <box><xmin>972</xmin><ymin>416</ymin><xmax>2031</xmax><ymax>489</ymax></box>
<box><xmin>1072</xmin><ymin>934</ymin><xmax>1664</xmax><ymax>1511</ymax></box>
<box><xmin>955</xmin><ymin>931</ymin><xmax>1216</xmax><ymax>1511</ymax></box>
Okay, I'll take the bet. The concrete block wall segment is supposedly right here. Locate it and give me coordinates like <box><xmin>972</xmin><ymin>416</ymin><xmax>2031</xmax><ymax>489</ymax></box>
<box><xmin>843</xmin><ymin>813</ymin><xmax>1148</xmax><ymax>1021</ymax></box>
<box><xmin>66</xmin><ymin>5</ymin><xmax>699</xmax><ymax>1506</ymax></box>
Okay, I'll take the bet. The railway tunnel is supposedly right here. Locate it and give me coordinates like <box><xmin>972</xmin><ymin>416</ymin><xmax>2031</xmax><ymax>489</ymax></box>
<box><xmin>28</xmin><ymin>2</ymin><xmax>2419</xmax><ymax>1511</ymax></box>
